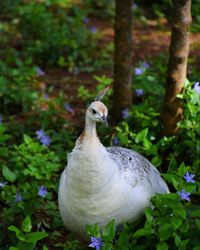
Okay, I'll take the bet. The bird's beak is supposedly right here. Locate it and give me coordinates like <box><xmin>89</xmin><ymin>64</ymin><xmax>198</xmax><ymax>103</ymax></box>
<box><xmin>101</xmin><ymin>114</ymin><xmax>108</xmax><ymax>126</ymax></box>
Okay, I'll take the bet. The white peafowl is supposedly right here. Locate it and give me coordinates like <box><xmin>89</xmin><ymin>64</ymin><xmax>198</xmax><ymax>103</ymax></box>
<box><xmin>58</xmin><ymin>87</ymin><xmax>169</xmax><ymax>236</ymax></box>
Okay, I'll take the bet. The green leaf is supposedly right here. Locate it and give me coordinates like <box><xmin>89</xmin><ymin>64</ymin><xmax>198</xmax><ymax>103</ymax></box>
<box><xmin>0</xmin><ymin>134</ymin><xmax>10</xmax><ymax>143</ymax></box>
<box><xmin>0</xmin><ymin>147</ymin><xmax>9</xmax><ymax>157</ymax></box>
<box><xmin>135</xmin><ymin>128</ymin><xmax>148</xmax><ymax>144</ymax></box>
<box><xmin>144</xmin><ymin>207</ymin><xmax>153</xmax><ymax>223</ymax></box>
<box><xmin>25</xmin><ymin>232</ymin><xmax>48</xmax><ymax>243</ymax></box>
<box><xmin>151</xmin><ymin>156</ymin><xmax>162</xmax><ymax>167</ymax></box>
<box><xmin>177</xmin><ymin>94</ymin><xmax>183</xmax><ymax>99</ymax></box>
<box><xmin>18</xmin><ymin>241</ymin><xmax>35</xmax><ymax>250</ymax></box>
<box><xmin>102</xmin><ymin>219</ymin><xmax>115</xmax><ymax>241</ymax></box>
<box><xmin>158</xmin><ymin>224</ymin><xmax>171</xmax><ymax>241</ymax></box>
<box><xmin>102</xmin><ymin>243</ymin><xmax>113</xmax><ymax>250</ymax></box>
<box><xmin>9</xmin><ymin>247</ymin><xmax>19</xmax><ymax>250</ymax></box>
<box><xmin>23</xmin><ymin>134</ymin><xmax>32</xmax><ymax>145</ymax></box>
<box><xmin>2</xmin><ymin>165</ymin><xmax>16</xmax><ymax>182</ymax></box>
<box><xmin>193</xmin><ymin>246</ymin><xmax>200</xmax><ymax>250</ymax></box>
<box><xmin>42</xmin><ymin>245</ymin><xmax>48</xmax><ymax>250</ymax></box>
<box><xmin>170</xmin><ymin>217</ymin><xmax>182</xmax><ymax>230</ymax></box>
<box><xmin>174</xmin><ymin>205</ymin><xmax>186</xmax><ymax>220</ymax></box>
<box><xmin>179</xmin><ymin>221</ymin><xmax>190</xmax><ymax>233</ymax></box>
<box><xmin>143</xmin><ymin>138</ymin><xmax>152</xmax><ymax>149</ymax></box>
<box><xmin>116</xmin><ymin>224</ymin><xmax>131</xmax><ymax>249</ymax></box>
<box><xmin>0</xmin><ymin>124</ymin><xmax>6</xmax><ymax>134</ymax></box>
<box><xmin>178</xmin><ymin>162</ymin><xmax>187</xmax><ymax>176</ymax></box>
<box><xmin>117</xmin><ymin>132</ymin><xmax>129</xmax><ymax>145</ymax></box>
<box><xmin>156</xmin><ymin>242</ymin><xmax>168</xmax><ymax>250</ymax></box>
<box><xmin>162</xmin><ymin>173</ymin><xmax>179</xmax><ymax>190</ymax></box>
<box><xmin>175</xmin><ymin>237</ymin><xmax>191</xmax><ymax>249</ymax></box>
<box><xmin>147</xmin><ymin>75</ymin><xmax>156</xmax><ymax>82</ymax></box>
<box><xmin>174</xmin><ymin>233</ymin><xmax>181</xmax><ymax>247</ymax></box>
<box><xmin>86</xmin><ymin>223</ymin><xmax>100</xmax><ymax>237</ymax></box>
<box><xmin>22</xmin><ymin>216</ymin><xmax>32</xmax><ymax>233</ymax></box>
<box><xmin>157</xmin><ymin>193</ymin><xmax>178</xmax><ymax>201</ymax></box>
<box><xmin>184</xmin><ymin>78</ymin><xmax>190</xmax><ymax>87</ymax></box>
<box><xmin>182</xmin><ymin>239</ymin><xmax>191</xmax><ymax>249</ymax></box>
<box><xmin>133</xmin><ymin>227</ymin><xmax>154</xmax><ymax>237</ymax></box>
<box><xmin>191</xmin><ymin>210</ymin><xmax>200</xmax><ymax>217</ymax></box>
<box><xmin>195</xmin><ymin>219</ymin><xmax>200</xmax><ymax>231</ymax></box>
<box><xmin>8</xmin><ymin>226</ymin><xmax>26</xmax><ymax>241</ymax></box>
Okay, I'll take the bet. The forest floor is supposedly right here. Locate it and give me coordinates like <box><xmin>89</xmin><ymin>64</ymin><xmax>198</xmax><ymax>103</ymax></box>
<box><xmin>40</xmin><ymin>17</ymin><xmax>200</xmax><ymax>125</ymax></box>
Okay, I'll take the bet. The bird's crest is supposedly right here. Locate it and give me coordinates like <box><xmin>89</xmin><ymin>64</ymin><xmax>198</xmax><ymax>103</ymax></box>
<box><xmin>94</xmin><ymin>86</ymin><xmax>110</xmax><ymax>101</ymax></box>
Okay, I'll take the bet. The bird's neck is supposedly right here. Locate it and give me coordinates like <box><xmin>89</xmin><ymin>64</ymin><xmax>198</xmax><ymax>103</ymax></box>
<box><xmin>75</xmin><ymin>117</ymin><xmax>99</xmax><ymax>147</ymax></box>
<box><xmin>84</xmin><ymin>118</ymin><xmax>97</xmax><ymax>138</ymax></box>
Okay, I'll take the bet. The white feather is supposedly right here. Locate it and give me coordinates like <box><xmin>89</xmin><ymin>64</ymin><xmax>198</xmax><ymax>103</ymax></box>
<box><xmin>58</xmin><ymin>101</ymin><xmax>169</xmax><ymax>235</ymax></box>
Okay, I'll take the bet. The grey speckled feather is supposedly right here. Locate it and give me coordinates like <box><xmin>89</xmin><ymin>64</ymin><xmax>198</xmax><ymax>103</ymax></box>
<box><xmin>106</xmin><ymin>146</ymin><xmax>169</xmax><ymax>195</ymax></box>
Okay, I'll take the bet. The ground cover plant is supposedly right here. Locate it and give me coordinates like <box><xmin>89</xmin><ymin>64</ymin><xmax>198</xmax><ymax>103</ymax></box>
<box><xmin>0</xmin><ymin>0</ymin><xmax>200</xmax><ymax>249</ymax></box>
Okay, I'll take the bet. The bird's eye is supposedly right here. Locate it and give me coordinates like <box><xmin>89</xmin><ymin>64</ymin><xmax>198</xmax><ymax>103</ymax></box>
<box><xmin>92</xmin><ymin>109</ymin><xmax>97</xmax><ymax>114</ymax></box>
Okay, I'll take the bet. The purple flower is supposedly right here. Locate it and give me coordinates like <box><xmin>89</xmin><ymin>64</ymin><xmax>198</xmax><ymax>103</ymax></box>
<box><xmin>36</xmin><ymin>129</ymin><xmax>45</xmax><ymax>139</ymax></box>
<box><xmin>15</xmin><ymin>193</ymin><xmax>23</xmax><ymax>202</ymax></box>
<box><xmin>132</xmin><ymin>3</ymin><xmax>138</xmax><ymax>10</ymax></box>
<box><xmin>73</xmin><ymin>67</ymin><xmax>79</xmax><ymax>75</ymax></box>
<box><xmin>38</xmin><ymin>186</ymin><xmax>48</xmax><ymax>197</ymax></box>
<box><xmin>36</xmin><ymin>129</ymin><xmax>51</xmax><ymax>147</ymax></box>
<box><xmin>134</xmin><ymin>67</ymin><xmax>144</xmax><ymax>76</ymax></box>
<box><xmin>113</xmin><ymin>136</ymin><xmax>120</xmax><ymax>145</ymax></box>
<box><xmin>135</xmin><ymin>89</ymin><xmax>144</xmax><ymax>97</ymax></box>
<box><xmin>121</xmin><ymin>108</ymin><xmax>129</xmax><ymax>119</ymax></box>
<box><xmin>64</xmin><ymin>103</ymin><xmax>75</xmax><ymax>114</ymax></box>
<box><xmin>90</xmin><ymin>27</ymin><xmax>97</xmax><ymax>33</ymax></box>
<box><xmin>44</xmin><ymin>93</ymin><xmax>49</xmax><ymax>100</ymax></box>
<box><xmin>0</xmin><ymin>115</ymin><xmax>3</xmax><ymax>124</ymax></box>
<box><xmin>184</xmin><ymin>172</ymin><xmax>195</xmax><ymax>183</ymax></box>
<box><xmin>0</xmin><ymin>182</ymin><xmax>7</xmax><ymax>187</ymax></box>
<box><xmin>83</xmin><ymin>17</ymin><xmax>89</xmax><ymax>24</ymax></box>
<box><xmin>89</xmin><ymin>236</ymin><xmax>104</xmax><ymax>250</ymax></box>
<box><xmin>38</xmin><ymin>186</ymin><xmax>48</xmax><ymax>198</ymax></box>
<box><xmin>194</xmin><ymin>82</ymin><xmax>200</xmax><ymax>94</ymax></box>
<box><xmin>142</xmin><ymin>62</ymin><xmax>150</xmax><ymax>69</ymax></box>
<box><xmin>178</xmin><ymin>189</ymin><xmax>190</xmax><ymax>201</ymax></box>
<box><xmin>36</xmin><ymin>67</ymin><xmax>45</xmax><ymax>76</ymax></box>
<box><xmin>40</xmin><ymin>135</ymin><xmax>51</xmax><ymax>146</ymax></box>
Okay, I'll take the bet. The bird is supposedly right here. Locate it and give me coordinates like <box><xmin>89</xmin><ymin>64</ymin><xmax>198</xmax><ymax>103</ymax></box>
<box><xmin>58</xmin><ymin>87</ymin><xmax>169</xmax><ymax>236</ymax></box>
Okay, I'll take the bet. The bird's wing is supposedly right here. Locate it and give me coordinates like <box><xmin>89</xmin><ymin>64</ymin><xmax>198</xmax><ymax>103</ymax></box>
<box><xmin>106</xmin><ymin>146</ymin><xmax>169</xmax><ymax>194</ymax></box>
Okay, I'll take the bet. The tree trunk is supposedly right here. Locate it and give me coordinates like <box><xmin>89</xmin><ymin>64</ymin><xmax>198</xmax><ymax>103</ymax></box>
<box><xmin>113</xmin><ymin>0</ymin><xmax>133</xmax><ymax>123</ymax></box>
<box><xmin>162</xmin><ymin>0</ymin><xmax>192</xmax><ymax>136</ymax></box>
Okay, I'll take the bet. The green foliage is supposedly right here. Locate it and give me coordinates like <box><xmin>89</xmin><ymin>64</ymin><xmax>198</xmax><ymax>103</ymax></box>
<box><xmin>17</xmin><ymin>2</ymin><xmax>99</xmax><ymax>68</ymax></box>
<box><xmin>78</xmin><ymin>75</ymin><xmax>112</xmax><ymax>103</ymax></box>
<box><xmin>137</xmin><ymin>0</ymin><xmax>200</xmax><ymax>32</ymax></box>
<box><xmin>0</xmin><ymin>126</ymin><xmax>63</xmax><ymax>247</ymax></box>
<box><xmin>83</xmin><ymin>0</ymin><xmax>115</xmax><ymax>19</ymax></box>
<box><xmin>0</xmin><ymin>1</ymin><xmax>112</xmax><ymax>71</ymax></box>
<box><xmin>8</xmin><ymin>216</ymin><xmax>48</xmax><ymax>250</ymax></box>
<box><xmin>12</xmin><ymin>134</ymin><xmax>61</xmax><ymax>181</ymax></box>
<box><xmin>178</xmin><ymin>80</ymin><xmax>200</xmax><ymax>168</ymax></box>
<box><xmin>0</xmin><ymin>59</ymin><xmax>38</xmax><ymax>114</ymax></box>
<box><xmin>190</xmin><ymin>0</ymin><xmax>200</xmax><ymax>32</ymax></box>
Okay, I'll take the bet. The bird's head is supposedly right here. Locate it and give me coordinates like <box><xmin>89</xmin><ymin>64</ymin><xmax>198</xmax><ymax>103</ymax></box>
<box><xmin>85</xmin><ymin>86</ymin><xmax>110</xmax><ymax>126</ymax></box>
<box><xmin>86</xmin><ymin>101</ymin><xmax>108</xmax><ymax>126</ymax></box>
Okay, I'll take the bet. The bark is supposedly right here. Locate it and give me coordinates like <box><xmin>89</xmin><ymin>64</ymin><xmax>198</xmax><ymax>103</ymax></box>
<box><xmin>162</xmin><ymin>0</ymin><xmax>192</xmax><ymax>136</ymax></box>
<box><xmin>113</xmin><ymin>0</ymin><xmax>133</xmax><ymax>123</ymax></box>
